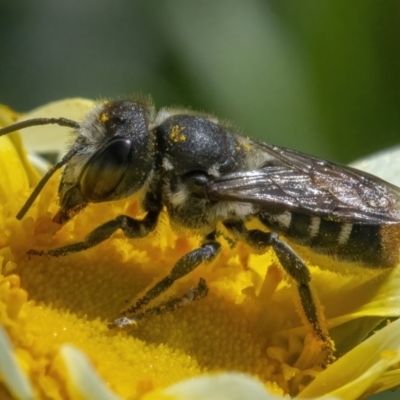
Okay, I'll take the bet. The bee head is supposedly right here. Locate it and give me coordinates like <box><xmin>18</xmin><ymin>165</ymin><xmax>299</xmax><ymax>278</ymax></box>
<box><xmin>56</xmin><ymin>100</ymin><xmax>157</xmax><ymax>223</ymax></box>
<box><xmin>0</xmin><ymin>100</ymin><xmax>157</xmax><ymax>224</ymax></box>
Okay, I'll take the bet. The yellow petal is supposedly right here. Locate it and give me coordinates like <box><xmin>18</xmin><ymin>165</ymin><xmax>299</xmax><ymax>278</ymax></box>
<box><xmin>0</xmin><ymin>106</ymin><xmax>31</xmax><ymax>202</ymax></box>
<box><xmin>0</xmin><ymin>105</ymin><xmax>40</xmax><ymax>188</ymax></box>
<box><xmin>298</xmin><ymin>318</ymin><xmax>400</xmax><ymax>399</ymax></box>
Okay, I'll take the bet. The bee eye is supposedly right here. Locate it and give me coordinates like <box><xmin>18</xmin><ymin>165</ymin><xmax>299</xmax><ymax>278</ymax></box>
<box><xmin>80</xmin><ymin>138</ymin><xmax>132</xmax><ymax>202</ymax></box>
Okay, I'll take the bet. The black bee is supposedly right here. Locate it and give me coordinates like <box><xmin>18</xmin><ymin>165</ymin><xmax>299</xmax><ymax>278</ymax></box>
<box><xmin>2</xmin><ymin>98</ymin><xmax>400</xmax><ymax>362</ymax></box>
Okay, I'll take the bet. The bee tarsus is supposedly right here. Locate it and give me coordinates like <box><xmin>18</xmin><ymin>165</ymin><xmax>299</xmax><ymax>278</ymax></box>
<box><xmin>109</xmin><ymin>278</ymin><xmax>209</xmax><ymax>329</ymax></box>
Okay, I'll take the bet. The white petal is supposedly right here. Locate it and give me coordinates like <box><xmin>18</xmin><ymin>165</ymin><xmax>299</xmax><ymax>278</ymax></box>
<box><xmin>60</xmin><ymin>344</ymin><xmax>122</xmax><ymax>400</ymax></box>
<box><xmin>17</xmin><ymin>98</ymin><xmax>94</xmax><ymax>155</ymax></box>
<box><xmin>157</xmin><ymin>373</ymin><xmax>338</xmax><ymax>400</ymax></box>
<box><xmin>0</xmin><ymin>325</ymin><xmax>34</xmax><ymax>400</ymax></box>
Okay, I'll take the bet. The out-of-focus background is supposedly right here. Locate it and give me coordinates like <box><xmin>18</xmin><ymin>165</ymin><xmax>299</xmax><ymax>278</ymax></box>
<box><xmin>0</xmin><ymin>2</ymin><xmax>399</xmax><ymax>398</ymax></box>
<box><xmin>1</xmin><ymin>0</ymin><xmax>399</xmax><ymax>164</ymax></box>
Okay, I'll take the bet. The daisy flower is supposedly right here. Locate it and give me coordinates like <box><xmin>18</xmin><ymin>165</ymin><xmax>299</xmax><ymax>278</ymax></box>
<box><xmin>0</xmin><ymin>99</ymin><xmax>400</xmax><ymax>400</ymax></box>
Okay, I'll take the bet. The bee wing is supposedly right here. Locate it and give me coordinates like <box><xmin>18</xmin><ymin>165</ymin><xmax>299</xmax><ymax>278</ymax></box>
<box><xmin>208</xmin><ymin>142</ymin><xmax>400</xmax><ymax>224</ymax></box>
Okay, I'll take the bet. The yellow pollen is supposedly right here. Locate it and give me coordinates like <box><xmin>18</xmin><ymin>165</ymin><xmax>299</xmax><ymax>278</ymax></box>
<box><xmin>169</xmin><ymin>125</ymin><xmax>186</xmax><ymax>142</ymax></box>
<box><xmin>100</xmin><ymin>113</ymin><xmax>109</xmax><ymax>123</ymax></box>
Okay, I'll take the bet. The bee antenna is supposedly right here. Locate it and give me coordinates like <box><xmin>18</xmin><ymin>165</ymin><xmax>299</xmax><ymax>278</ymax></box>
<box><xmin>16</xmin><ymin>146</ymin><xmax>80</xmax><ymax>220</ymax></box>
<box><xmin>0</xmin><ymin>116</ymin><xmax>81</xmax><ymax>220</ymax></box>
<box><xmin>0</xmin><ymin>117</ymin><xmax>80</xmax><ymax>137</ymax></box>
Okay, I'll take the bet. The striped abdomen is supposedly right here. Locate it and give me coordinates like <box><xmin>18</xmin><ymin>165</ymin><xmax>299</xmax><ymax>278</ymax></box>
<box><xmin>259</xmin><ymin>210</ymin><xmax>400</xmax><ymax>268</ymax></box>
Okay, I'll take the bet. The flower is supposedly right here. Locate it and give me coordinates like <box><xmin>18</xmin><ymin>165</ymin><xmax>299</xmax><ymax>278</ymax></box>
<box><xmin>0</xmin><ymin>99</ymin><xmax>400</xmax><ymax>399</ymax></box>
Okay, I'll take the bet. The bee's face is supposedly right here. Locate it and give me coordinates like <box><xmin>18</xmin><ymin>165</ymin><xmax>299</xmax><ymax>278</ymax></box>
<box><xmin>54</xmin><ymin>100</ymin><xmax>157</xmax><ymax>224</ymax></box>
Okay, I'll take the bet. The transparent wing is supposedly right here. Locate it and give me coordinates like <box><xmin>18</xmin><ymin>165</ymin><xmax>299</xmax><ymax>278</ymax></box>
<box><xmin>208</xmin><ymin>142</ymin><xmax>400</xmax><ymax>224</ymax></box>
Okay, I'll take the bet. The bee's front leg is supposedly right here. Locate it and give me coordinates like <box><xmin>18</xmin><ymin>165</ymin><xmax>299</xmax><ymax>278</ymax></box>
<box><xmin>27</xmin><ymin>210</ymin><xmax>160</xmax><ymax>257</ymax></box>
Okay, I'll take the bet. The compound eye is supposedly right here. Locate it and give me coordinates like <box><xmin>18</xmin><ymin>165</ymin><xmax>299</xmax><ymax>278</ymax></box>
<box><xmin>80</xmin><ymin>138</ymin><xmax>132</xmax><ymax>202</ymax></box>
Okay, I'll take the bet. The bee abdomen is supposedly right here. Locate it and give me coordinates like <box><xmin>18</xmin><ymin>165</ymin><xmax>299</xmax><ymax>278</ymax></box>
<box><xmin>259</xmin><ymin>211</ymin><xmax>400</xmax><ymax>268</ymax></box>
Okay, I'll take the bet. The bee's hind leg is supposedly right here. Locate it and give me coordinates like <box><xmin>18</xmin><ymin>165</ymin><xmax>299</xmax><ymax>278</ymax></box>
<box><xmin>223</xmin><ymin>219</ymin><xmax>335</xmax><ymax>365</ymax></box>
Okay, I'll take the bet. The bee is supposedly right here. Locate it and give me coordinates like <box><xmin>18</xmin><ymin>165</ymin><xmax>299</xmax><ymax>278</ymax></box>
<box><xmin>1</xmin><ymin>98</ymin><xmax>400</xmax><ymax>363</ymax></box>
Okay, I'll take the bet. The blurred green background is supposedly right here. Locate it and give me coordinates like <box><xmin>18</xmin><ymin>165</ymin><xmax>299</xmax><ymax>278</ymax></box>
<box><xmin>1</xmin><ymin>0</ymin><xmax>399</xmax><ymax>165</ymax></box>
<box><xmin>0</xmin><ymin>1</ymin><xmax>399</xmax><ymax>398</ymax></box>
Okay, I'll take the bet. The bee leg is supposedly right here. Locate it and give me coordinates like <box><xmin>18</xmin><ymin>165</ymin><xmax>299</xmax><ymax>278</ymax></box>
<box><xmin>223</xmin><ymin>220</ymin><xmax>335</xmax><ymax>364</ymax></box>
<box><xmin>27</xmin><ymin>210</ymin><xmax>160</xmax><ymax>257</ymax></box>
<box><xmin>121</xmin><ymin>232</ymin><xmax>221</xmax><ymax>316</ymax></box>
<box><xmin>110</xmin><ymin>278</ymin><xmax>208</xmax><ymax>328</ymax></box>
